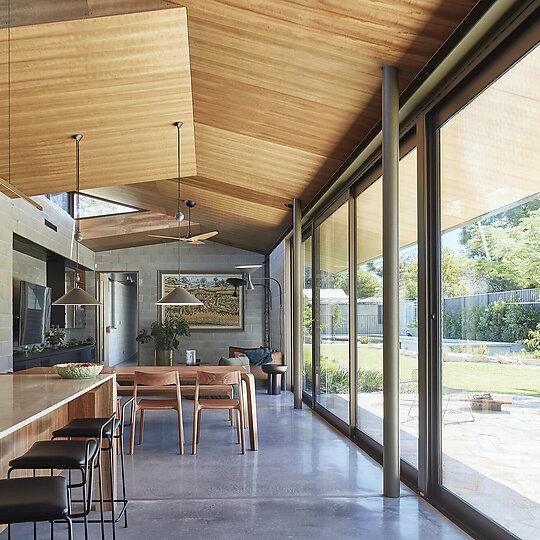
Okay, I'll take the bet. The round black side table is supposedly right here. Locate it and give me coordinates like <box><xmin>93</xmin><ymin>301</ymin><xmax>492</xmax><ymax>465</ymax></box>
<box><xmin>261</xmin><ymin>364</ymin><xmax>288</xmax><ymax>395</ymax></box>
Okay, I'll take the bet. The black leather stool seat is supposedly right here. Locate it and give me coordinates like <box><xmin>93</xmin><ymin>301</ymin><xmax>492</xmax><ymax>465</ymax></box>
<box><xmin>52</xmin><ymin>417</ymin><xmax>120</xmax><ymax>439</ymax></box>
<box><xmin>0</xmin><ymin>476</ymin><xmax>69</xmax><ymax>523</ymax></box>
<box><xmin>9</xmin><ymin>439</ymin><xmax>98</xmax><ymax>469</ymax></box>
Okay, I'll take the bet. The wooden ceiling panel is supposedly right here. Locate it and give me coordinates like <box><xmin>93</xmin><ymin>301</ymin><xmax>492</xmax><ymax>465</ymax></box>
<box><xmin>0</xmin><ymin>8</ymin><xmax>196</xmax><ymax>195</ymax></box>
<box><xmin>1</xmin><ymin>0</ymin><xmax>479</xmax><ymax>253</ymax></box>
<box><xmin>194</xmin><ymin>123</ymin><xmax>342</xmax><ymax>203</ymax></box>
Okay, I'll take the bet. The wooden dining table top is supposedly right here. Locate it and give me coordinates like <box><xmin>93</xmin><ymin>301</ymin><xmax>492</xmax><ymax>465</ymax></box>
<box><xmin>17</xmin><ymin>365</ymin><xmax>259</xmax><ymax>451</ymax></box>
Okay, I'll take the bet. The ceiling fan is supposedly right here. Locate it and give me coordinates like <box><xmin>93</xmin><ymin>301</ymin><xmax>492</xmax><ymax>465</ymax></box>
<box><xmin>149</xmin><ymin>200</ymin><xmax>218</xmax><ymax>245</ymax></box>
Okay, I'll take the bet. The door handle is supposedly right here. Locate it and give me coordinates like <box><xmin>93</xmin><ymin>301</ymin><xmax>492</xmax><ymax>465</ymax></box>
<box><xmin>106</xmin><ymin>325</ymin><xmax>111</xmax><ymax>334</ymax></box>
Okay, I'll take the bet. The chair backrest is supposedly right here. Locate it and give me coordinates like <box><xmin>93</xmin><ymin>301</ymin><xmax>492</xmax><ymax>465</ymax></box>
<box><xmin>133</xmin><ymin>370</ymin><xmax>181</xmax><ymax>401</ymax></box>
<box><xmin>196</xmin><ymin>370</ymin><xmax>241</xmax><ymax>386</ymax></box>
<box><xmin>194</xmin><ymin>369</ymin><xmax>242</xmax><ymax>405</ymax></box>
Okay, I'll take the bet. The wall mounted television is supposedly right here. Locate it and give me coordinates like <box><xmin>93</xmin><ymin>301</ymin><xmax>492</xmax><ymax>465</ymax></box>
<box><xmin>19</xmin><ymin>281</ymin><xmax>52</xmax><ymax>346</ymax></box>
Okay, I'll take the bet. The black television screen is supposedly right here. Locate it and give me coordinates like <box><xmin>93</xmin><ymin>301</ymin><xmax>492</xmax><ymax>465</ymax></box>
<box><xmin>19</xmin><ymin>281</ymin><xmax>52</xmax><ymax>346</ymax></box>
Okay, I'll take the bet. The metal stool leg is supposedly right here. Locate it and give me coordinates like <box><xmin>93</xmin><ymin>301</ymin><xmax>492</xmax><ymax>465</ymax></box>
<box><xmin>108</xmin><ymin>438</ymin><xmax>117</xmax><ymax>540</ymax></box>
<box><xmin>97</xmin><ymin>452</ymin><xmax>105</xmax><ymax>540</ymax></box>
<box><xmin>118</xmin><ymin>433</ymin><xmax>128</xmax><ymax>527</ymax></box>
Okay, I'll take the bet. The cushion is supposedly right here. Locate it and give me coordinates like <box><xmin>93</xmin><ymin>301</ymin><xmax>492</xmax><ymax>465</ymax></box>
<box><xmin>9</xmin><ymin>439</ymin><xmax>98</xmax><ymax>469</ymax></box>
<box><xmin>0</xmin><ymin>477</ymin><xmax>69</xmax><ymax>523</ymax></box>
<box><xmin>52</xmin><ymin>417</ymin><xmax>120</xmax><ymax>439</ymax></box>
<box><xmin>218</xmin><ymin>355</ymin><xmax>250</xmax><ymax>372</ymax></box>
<box><xmin>243</xmin><ymin>347</ymin><xmax>275</xmax><ymax>366</ymax></box>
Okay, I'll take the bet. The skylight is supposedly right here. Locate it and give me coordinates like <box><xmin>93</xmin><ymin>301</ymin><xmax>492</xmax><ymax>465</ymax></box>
<box><xmin>76</xmin><ymin>193</ymin><xmax>141</xmax><ymax>219</ymax></box>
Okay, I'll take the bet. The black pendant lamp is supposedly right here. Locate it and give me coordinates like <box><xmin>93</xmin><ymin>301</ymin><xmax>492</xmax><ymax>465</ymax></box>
<box><xmin>156</xmin><ymin>122</ymin><xmax>203</xmax><ymax>306</ymax></box>
<box><xmin>53</xmin><ymin>135</ymin><xmax>100</xmax><ymax>306</ymax></box>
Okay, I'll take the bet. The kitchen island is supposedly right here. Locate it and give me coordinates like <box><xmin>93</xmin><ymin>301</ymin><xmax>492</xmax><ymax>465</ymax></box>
<box><xmin>0</xmin><ymin>372</ymin><xmax>117</xmax><ymax>531</ymax></box>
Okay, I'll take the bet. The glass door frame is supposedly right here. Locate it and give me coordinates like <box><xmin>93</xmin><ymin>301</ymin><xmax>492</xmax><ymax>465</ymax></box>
<box><xmin>423</xmin><ymin>12</ymin><xmax>540</xmax><ymax>539</ymax></box>
<box><xmin>302</xmin><ymin>226</ymin><xmax>314</xmax><ymax>407</ymax></box>
<box><xmin>310</xmin><ymin>192</ymin><xmax>352</xmax><ymax>434</ymax></box>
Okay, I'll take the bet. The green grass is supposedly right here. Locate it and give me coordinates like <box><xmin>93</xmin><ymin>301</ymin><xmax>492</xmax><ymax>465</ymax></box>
<box><xmin>304</xmin><ymin>343</ymin><xmax>540</xmax><ymax>397</ymax></box>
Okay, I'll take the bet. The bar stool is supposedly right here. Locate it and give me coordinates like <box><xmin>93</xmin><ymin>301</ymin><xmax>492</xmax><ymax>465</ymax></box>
<box><xmin>51</xmin><ymin>398</ymin><xmax>135</xmax><ymax>540</ymax></box>
<box><xmin>8</xmin><ymin>438</ymin><xmax>98</xmax><ymax>540</ymax></box>
<box><xmin>0</xmin><ymin>476</ymin><xmax>72</xmax><ymax>540</ymax></box>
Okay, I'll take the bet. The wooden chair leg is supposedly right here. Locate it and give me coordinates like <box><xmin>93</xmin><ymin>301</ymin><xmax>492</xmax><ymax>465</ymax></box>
<box><xmin>229</xmin><ymin>409</ymin><xmax>233</xmax><ymax>426</ymax></box>
<box><xmin>192</xmin><ymin>406</ymin><xmax>198</xmax><ymax>455</ymax></box>
<box><xmin>235</xmin><ymin>409</ymin><xmax>241</xmax><ymax>444</ymax></box>
<box><xmin>242</xmin><ymin>381</ymin><xmax>249</xmax><ymax>429</ymax></box>
<box><xmin>177</xmin><ymin>409</ymin><xmax>184</xmax><ymax>455</ymax></box>
<box><xmin>129</xmin><ymin>407</ymin><xmax>137</xmax><ymax>455</ymax></box>
<box><xmin>139</xmin><ymin>409</ymin><xmax>145</xmax><ymax>445</ymax></box>
<box><xmin>239</xmin><ymin>407</ymin><xmax>245</xmax><ymax>454</ymax></box>
<box><xmin>197</xmin><ymin>410</ymin><xmax>202</xmax><ymax>444</ymax></box>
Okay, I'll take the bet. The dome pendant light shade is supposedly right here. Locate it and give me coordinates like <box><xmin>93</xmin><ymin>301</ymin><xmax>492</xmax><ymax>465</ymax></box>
<box><xmin>156</xmin><ymin>122</ymin><xmax>203</xmax><ymax>307</ymax></box>
<box><xmin>53</xmin><ymin>134</ymin><xmax>100</xmax><ymax>306</ymax></box>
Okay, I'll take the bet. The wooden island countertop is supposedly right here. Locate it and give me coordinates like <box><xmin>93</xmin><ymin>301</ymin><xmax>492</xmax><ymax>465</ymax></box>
<box><xmin>0</xmin><ymin>373</ymin><xmax>115</xmax><ymax>439</ymax></box>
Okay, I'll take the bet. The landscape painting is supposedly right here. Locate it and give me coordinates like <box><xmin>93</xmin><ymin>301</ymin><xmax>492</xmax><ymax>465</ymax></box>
<box><xmin>159</xmin><ymin>272</ymin><xmax>244</xmax><ymax>330</ymax></box>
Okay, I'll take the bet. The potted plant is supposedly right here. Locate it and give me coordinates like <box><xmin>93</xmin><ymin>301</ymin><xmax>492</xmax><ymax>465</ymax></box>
<box><xmin>45</xmin><ymin>325</ymin><xmax>66</xmax><ymax>349</ymax></box>
<box><xmin>136</xmin><ymin>317</ymin><xmax>190</xmax><ymax>366</ymax></box>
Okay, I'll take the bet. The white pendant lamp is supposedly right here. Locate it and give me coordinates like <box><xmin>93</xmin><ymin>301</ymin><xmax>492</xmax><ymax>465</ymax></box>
<box><xmin>53</xmin><ymin>135</ymin><xmax>100</xmax><ymax>306</ymax></box>
<box><xmin>156</xmin><ymin>122</ymin><xmax>203</xmax><ymax>306</ymax></box>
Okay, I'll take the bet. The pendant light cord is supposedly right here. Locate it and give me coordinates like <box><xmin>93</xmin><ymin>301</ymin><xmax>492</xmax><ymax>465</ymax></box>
<box><xmin>74</xmin><ymin>135</ymin><xmax>83</xmax><ymax>285</ymax></box>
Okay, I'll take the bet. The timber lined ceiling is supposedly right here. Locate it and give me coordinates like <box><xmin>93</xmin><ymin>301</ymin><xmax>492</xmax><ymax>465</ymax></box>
<box><xmin>0</xmin><ymin>0</ymin><xmax>478</xmax><ymax>254</ymax></box>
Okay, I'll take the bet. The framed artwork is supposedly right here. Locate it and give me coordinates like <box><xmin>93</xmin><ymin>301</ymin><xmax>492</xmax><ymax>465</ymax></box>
<box><xmin>158</xmin><ymin>271</ymin><xmax>244</xmax><ymax>330</ymax></box>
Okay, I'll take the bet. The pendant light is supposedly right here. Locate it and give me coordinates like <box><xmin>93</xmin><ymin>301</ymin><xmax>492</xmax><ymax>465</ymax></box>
<box><xmin>156</xmin><ymin>122</ymin><xmax>203</xmax><ymax>306</ymax></box>
<box><xmin>53</xmin><ymin>135</ymin><xmax>100</xmax><ymax>306</ymax></box>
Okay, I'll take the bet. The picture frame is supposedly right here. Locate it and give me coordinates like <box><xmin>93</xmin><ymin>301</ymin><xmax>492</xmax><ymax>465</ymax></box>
<box><xmin>158</xmin><ymin>271</ymin><xmax>245</xmax><ymax>330</ymax></box>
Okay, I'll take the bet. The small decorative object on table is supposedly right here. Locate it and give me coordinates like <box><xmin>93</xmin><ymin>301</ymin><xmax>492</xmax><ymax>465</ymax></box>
<box><xmin>186</xmin><ymin>349</ymin><xmax>197</xmax><ymax>365</ymax></box>
<box><xmin>54</xmin><ymin>362</ymin><xmax>103</xmax><ymax>379</ymax></box>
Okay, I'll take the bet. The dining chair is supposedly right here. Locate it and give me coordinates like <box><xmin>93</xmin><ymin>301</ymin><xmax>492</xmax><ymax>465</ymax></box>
<box><xmin>192</xmin><ymin>370</ymin><xmax>245</xmax><ymax>455</ymax></box>
<box><xmin>129</xmin><ymin>370</ymin><xmax>184</xmax><ymax>455</ymax></box>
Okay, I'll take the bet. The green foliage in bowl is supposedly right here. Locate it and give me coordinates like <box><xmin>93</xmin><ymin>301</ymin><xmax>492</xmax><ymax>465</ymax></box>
<box><xmin>54</xmin><ymin>363</ymin><xmax>103</xmax><ymax>379</ymax></box>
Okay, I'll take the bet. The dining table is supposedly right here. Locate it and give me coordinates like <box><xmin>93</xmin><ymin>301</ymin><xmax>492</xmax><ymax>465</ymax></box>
<box><xmin>20</xmin><ymin>365</ymin><xmax>259</xmax><ymax>451</ymax></box>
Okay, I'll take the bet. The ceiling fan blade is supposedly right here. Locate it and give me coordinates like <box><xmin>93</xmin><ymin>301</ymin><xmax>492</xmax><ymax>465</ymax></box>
<box><xmin>148</xmin><ymin>234</ymin><xmax>180</xmax><ymax>240</ymax></box>
<box><xmin>188</xmin><ymin>240</ymin><xmax>205</xmax><ymax>245</ymax></box>
<box><xmin>190</xmin><ymin>231</ymin><xmax>218</xmax><ymax>241</ymax></box>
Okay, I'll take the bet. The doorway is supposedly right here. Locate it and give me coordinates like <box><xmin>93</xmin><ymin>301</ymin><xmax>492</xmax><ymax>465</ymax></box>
<box><xmin>96</xmin><ymin>271</ymin><xmax>139</xmax><ymax>366</ymax></box>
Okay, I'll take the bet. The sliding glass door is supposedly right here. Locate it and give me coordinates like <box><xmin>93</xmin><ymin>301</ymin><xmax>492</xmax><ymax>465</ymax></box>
<box><xmin>302</xmin><ymin>236</ymin><xmax>313</xmax><ymax>399</ymax></box>
<box><xmin>436</xmin><ymin>41</ymin><xmax>540</xmax><ymax>539</ymax></box>
<box><xmin>315</xmin><ymin>202</ymin><xmax>350</xmax><ymax>423</ymax></box>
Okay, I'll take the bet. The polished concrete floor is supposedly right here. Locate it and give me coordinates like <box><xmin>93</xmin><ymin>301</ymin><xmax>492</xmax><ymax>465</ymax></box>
<box><xmin>6</xmin><ymin>390</ymin><xmax>470</xmax><ymax>539</ymax></box>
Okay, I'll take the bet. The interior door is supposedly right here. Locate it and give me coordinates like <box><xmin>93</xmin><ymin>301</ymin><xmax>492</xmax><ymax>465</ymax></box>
<box><xmin>96</xmin><ymin>273</ymin><xmax>110</xmax><ymax>366</ymax></box>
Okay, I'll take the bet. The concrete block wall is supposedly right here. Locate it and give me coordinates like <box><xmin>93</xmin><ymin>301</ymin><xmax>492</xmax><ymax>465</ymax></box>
<box><xmin>0</xmin><ymin>193</ymin><xmax>95</xmax><ymax>371</ymax></box>
<box><xmin>95</xmin><ymin>241</ymin><xmax>265</xmax><ymax>365</ymax></box>
<box><xmin>108</xmin><ymin>279</ymin><xmax>137</xmax><ymax>365</ymax></box>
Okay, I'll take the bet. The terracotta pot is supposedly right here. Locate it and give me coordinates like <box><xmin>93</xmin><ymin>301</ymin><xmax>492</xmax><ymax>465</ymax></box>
<box><xmin>155</xmin><ymin>350</ymin><xmax>173</xmax><ymax>366</ymax></box>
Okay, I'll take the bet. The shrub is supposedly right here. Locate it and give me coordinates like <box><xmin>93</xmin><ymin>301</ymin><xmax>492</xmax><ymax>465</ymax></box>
<box><xmin>449</xmin><ymin>342</ymin><xmax>489</xmax><ymax>355</ymax></box>
<box><xmin>525</xmin><ymin>323</ymin><xmax>540</xmax><ymax>353</ymax></box>
<box><xmin>443</xmin><ymin>299</ymin><xmax>540</xmax><ymax>343</ymax></box>
<box><xmin>358</xmin><ymin>369</ymin><xmax>383</xmax><ymax>392</ymax></box>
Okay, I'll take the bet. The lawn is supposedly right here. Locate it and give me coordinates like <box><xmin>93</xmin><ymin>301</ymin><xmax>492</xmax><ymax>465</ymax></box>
<box><xmin>304</xmin><ymin>343</ymin><xmax>540</xmax><ymax>397</ymax></box>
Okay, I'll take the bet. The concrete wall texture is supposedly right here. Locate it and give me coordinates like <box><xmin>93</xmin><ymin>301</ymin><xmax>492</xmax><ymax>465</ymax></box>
<box><xmin>95</xmin><ymin>241</ymin><xmax>265</xmax><ymax>365</ymax></box>
<box><xmin>0</xmin><ymin>194</ymin><xmax>94</xmax><ymax>372</ymax></box>
<box><xmin>108</xmin><ymin>278</ymin><xmax>138</xmax><ymax>366</ymax></box>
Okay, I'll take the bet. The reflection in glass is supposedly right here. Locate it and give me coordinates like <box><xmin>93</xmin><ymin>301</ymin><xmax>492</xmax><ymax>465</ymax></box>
<box><xmin>317</xmin><ymin>203</ymin><xmax>349</xmax><ymax>422</ymax></box>
<box><xmin>355</xmin><ymin>149</ymin><xmax>418</xmax><ymax>467</ymax></box>
<box><xmin>303</xmin><ymin>236</ymin><xmax>313</xmax><ymax>396</ymax></box>
<box><xmin>439</xmin><ymin>45</ymin><xmax>540</xmax><ymax>539</ymax></box>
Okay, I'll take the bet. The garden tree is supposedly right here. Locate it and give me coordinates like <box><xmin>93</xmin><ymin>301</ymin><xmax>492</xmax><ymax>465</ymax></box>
<box><xmin>400</xmin><ymin>248</ymin><xmax>467</xmax><ymax>299</ymax></box>
<box><xmin>331</xmin><ymin>269</ymin><xmax>379</xmax><ymax>298</ymax></box>
<box><xmin>357</xmin><ymin>270</ymin><xmax>380</xmax><ymax>298</ymax></box>
<box><xmin>303</xmin><ymin>295</ymin><xmax>313</xmax><ymax>339</ymax></box>
<box><xmin>330</xmin><ymin>303</ymin><xmax>345</xmax><ymax>340</ymax></box>
<box><xmin>466</xmin><ymin>208</ymin><xmax>540</xmax><ymax>289</ymax></box>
